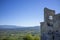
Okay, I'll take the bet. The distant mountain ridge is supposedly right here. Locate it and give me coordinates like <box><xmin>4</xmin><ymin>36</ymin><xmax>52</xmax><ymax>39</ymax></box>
<box><xmin>0</xmin><ymin>25</ymin><xmax>40</xmax><ymax>32</ymax></box>
<box><xmin>0</xmin><ymin>25</ymin><xmax>21</xmax><ymax>29</ymax></box>
<box><xmin>0</xmin><ymin>25</ymin><xmax>40</xmax><ymax>29</ymax></box>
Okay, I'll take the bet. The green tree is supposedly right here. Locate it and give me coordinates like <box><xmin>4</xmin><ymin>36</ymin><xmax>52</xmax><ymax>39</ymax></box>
<box><xmin>34</xmin><ymin>35</ymin><xmax>40</xmax><ymax>40</ymax></box>
<box><xmin>23</xmin><ymin>34</ymin><xmax>34</xmax><ymax>40</ymax></box>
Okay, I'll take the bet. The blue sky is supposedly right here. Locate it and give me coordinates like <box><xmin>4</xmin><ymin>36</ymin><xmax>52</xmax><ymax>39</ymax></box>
<box><xmin>0</xmin><ymin>0</ymin><xmax>60</xmax><ymax>26</ymax></box>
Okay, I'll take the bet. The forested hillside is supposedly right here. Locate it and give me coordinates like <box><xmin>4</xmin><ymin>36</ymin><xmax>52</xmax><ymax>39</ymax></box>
<box><xmin>0</xmin><ymin>25</ymin><xmax>40</xmax><ymax>40</ymax></box>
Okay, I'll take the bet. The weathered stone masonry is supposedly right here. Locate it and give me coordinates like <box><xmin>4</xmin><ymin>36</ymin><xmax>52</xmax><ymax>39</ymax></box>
<box><xmin>40</xmin><ymin>8</ymin><xmax>60</xmax><ymax>40</ymax></box>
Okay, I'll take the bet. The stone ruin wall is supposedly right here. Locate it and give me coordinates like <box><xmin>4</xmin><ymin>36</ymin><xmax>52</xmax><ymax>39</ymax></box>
<box><xmin>40</xmin><ymin>8</ymin><xmax>60</xmax><ymax>40</ymax></box>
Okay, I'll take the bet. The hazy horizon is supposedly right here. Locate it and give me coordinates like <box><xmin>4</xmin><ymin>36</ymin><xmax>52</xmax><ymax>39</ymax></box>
<box><xmin>0</xmin><ymin>0</ymin><xmax>60</xmax><ymax>27</ymax></box>
<box><xmin>0</xmin><ymin>24</ymin><xmax>39</xmax><ymax>27</ymax></box>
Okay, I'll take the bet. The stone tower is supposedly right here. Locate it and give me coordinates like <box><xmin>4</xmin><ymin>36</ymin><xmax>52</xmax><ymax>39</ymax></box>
<box><xmin>41</xmin><ymin>8</ymin><xmax>60</xmax><ymax>40</ymax></box>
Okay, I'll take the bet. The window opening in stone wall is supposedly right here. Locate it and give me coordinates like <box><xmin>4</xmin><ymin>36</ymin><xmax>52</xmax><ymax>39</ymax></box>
<box><xmin>49</xmin><ymin>16</ymin><xmax>53</xmax><ymax>20</ymax></box>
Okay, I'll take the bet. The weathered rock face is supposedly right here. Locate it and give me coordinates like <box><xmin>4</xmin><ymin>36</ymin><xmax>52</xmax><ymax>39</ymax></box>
<box><xmin>40</xmin><ymin>8</ymin><xmax>60</xmax><ymax>40</ymax></box>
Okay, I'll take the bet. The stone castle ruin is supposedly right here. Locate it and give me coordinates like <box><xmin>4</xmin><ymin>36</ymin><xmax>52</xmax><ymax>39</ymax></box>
<box><xmin>40</xmin><ymin>8</ymin><xmax>60</xmax><ymax>40</ymax></box>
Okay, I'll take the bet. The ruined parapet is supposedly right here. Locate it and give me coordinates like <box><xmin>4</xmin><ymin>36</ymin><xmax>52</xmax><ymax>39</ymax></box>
<box><xmin>44</xmin><ymin>8</ymin><xmax>55</xmax><ymax>22</ymax></box>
